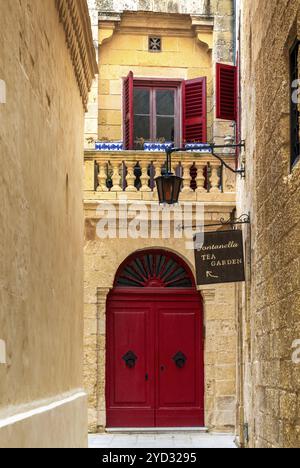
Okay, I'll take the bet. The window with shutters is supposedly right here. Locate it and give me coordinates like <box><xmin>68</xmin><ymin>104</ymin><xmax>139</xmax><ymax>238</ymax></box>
<box><xmin>123</xmin><ymin>73</ymin><xmax>207</xmax><ymax>150</ymax></box>
<box><xmin>290</xmin><ymin>40</ymin><xmax>300</xmax><ymax>168</ymax></box>
<box><xmin>216</xmin><ymin>63</ymin><xmax>237</xmax><ymax>121</ymax></box>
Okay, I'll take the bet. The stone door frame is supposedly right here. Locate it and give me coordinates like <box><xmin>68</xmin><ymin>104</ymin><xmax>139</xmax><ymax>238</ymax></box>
<box><xmin>91</xmin><ymin>285</ymin><xmax>219</xmax><ymax>432</ymax></box>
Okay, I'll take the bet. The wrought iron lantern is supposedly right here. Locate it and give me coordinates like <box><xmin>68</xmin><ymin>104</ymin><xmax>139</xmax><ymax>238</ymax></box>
<box><xmin>155</xmin><ymin>150</ymin><xmax>183</xmax><ymax>205</ymax></box>
<box><xmin>155</xmin><ymin>173</ymin><xmax>182</xmax><ymax>205</ymax></box>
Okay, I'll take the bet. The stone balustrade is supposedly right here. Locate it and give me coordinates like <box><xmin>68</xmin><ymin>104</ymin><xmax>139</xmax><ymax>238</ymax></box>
<box><xmin>84</xmin><ymin>151</ymin><xmax>236</xmax><ymax>201</ymax></box>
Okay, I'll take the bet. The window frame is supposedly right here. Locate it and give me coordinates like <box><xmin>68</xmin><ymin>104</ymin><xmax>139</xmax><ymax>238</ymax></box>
<box><xmin>290</xmin><ymin>39</ymin><xmax>300</xmax><ymax>169</ymax></box>
<box><xmin>133</xmin><ymin>78</ymin><xmax>183</xmax><ymax>147</ymax></box>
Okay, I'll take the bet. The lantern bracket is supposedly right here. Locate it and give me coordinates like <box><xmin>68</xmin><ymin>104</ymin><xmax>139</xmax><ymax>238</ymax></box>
<box><xmin>178</xmin><ymin>213</ymin><xmax>251</xmax><ymax>231</ymax></box>
<box><xmin>165</xmin><ymin>142</ymin><xmax>246</xmax><ymax>177</ymax></box>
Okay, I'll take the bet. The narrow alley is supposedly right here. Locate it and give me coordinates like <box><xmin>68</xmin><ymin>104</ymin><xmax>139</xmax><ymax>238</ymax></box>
<box><xmin>0</xmin><ymin>0</ymin><xmax>299</xmax><ymax>450</ymax></box>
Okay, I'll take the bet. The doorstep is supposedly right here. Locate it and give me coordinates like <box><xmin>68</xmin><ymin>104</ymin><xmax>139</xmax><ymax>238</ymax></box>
<box><xmin>106</xmin><ymin>427</ymin><xmax>209</xmax><ymax>434</ymax></box>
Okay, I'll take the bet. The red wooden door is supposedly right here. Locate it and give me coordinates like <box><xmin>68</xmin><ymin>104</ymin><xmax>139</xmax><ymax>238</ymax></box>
<box><xmin>106</xmin><ymin>291</ymin><xmax>204</xmax><ymax>428</ymax></box>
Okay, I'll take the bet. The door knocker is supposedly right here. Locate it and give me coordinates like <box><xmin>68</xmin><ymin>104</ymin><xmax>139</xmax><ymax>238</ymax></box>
<box><xmin>122</xmin><ymin>351</ymin><xmax>137</xmax><ymax>368</ymax></box>
<box><xmin>173</xmin><ymin>351</ymin><xmax>187</xmax><ymax>369</ymax></box>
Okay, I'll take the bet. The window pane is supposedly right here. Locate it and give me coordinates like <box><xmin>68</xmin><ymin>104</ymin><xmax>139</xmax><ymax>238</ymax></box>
<box><xmin>134</xmin><ymin>88</ymin><xmax>150</xmax><ymax>115</ymax></box>
<box><xmin>156</xmin><ymin>90</ymin><xmax>175</xmax><ymax>116</ymax></box>
<box><xmin>134</xmin><ymin>115</ymin><xmax>150</xmax><ymax>147</ymax></box>
<box><xmin>156</xmin><ymin>116</ymin><xmax>175</xmax><ymax>142</ymax></box>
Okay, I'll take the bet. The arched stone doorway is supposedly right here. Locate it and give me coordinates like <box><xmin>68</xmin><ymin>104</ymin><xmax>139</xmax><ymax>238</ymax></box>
<box><xmin>106</xmin><ymin>249</ymin><xmax>204</xmax><ymax>428</ymax></box>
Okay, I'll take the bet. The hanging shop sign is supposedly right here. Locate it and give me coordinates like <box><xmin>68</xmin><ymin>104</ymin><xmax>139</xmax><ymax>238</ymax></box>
<box><xmin>194</xmin><ymin>230</ymin><xmax>245</xmax><ymax>285</ymax></box>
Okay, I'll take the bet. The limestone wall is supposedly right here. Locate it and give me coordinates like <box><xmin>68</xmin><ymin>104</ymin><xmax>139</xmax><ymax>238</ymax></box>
<box><xmin>0</xmin><ymin>0</ymin><xmax>95</xmax><ymax>448</ymax></box>
<box><xmin>91</xmin><ymin>0</ymin><xmax>206</xmax><ymax>15</ymax></box>
<box><xmin>237</xmin><ymin>0</ymin><xmax>300</xmax><ymax>449</ymax></box>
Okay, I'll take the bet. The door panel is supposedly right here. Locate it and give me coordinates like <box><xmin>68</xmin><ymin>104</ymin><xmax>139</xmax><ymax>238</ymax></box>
<box><xmin>114</xmin><ymin>311</ymin><xmax>147</xmax><ymax>404</ymax></box>
<box><xmin>156</xmin><ymin>300</ymin><xmax>204</xmax><ymax>427</ymax></box>
<box><xmin>158</xmin><ymin>310</ymin><xmax>197</xmax><ymax>405</ymax></box>
<box><xmin>106</xmin><ymin>302</ymin><xmax>155</xmax><ymax>427</ymax></box>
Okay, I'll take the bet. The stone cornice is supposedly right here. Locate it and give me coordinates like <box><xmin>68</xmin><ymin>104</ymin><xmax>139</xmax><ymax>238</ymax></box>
<box><xmin>98</xmin><ymin>11</ymin><xmax>214</xmax><ymax>42</ymax></box>
<box><xmin>55</xmin><ymin>0</ymin><xmax>98</xmax><ymax>111</ymax></box>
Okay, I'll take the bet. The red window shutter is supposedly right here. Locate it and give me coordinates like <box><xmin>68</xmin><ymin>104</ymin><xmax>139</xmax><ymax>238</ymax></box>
<box><xmin>182</xmin><ymin>78</ymin><xmax>207</xmax><ymax>144</ymax></box>
<box><xmin>216</xmin><ymin>63</ymin><xmax>237</xmax><ymax>121</ymax></box>
<box><xmin>123</xmin><ymin>71</ymin><xmax>134</xmax><ymax>150</ymax></box>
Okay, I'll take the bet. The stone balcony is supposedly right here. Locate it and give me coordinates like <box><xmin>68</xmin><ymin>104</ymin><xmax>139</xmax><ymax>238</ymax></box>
<box><xmin>84</xmin><ymin>150</ymin><xmax>236</xmax><ymax>204</ymax></box>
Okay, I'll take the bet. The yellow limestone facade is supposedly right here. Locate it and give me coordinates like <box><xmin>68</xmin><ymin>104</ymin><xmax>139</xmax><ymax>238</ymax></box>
<box><xmin>0</xmin><ymin>0</ymin><xmax>97</xmax><ymax>448</ymax></box>
<box><xmin>84</xmin><ymin>2</ymin><xmax>239</xmax><ymax>433</ymax></box>
<box><xmin>97</xmin><ymin>12</ymin><xmax>214</xmax><ymax>143</ymax></box>
<box><xmin>85</xmin><ymin>0</ymin><xmax>236</xmax><ymax>149</ymax></box>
